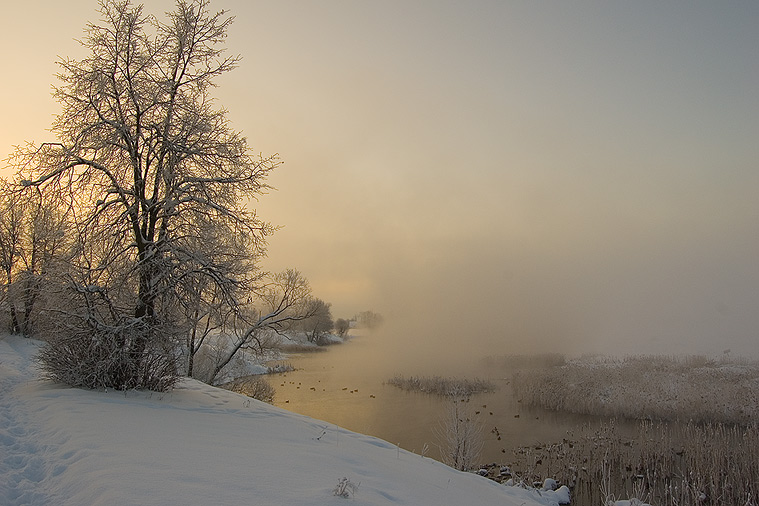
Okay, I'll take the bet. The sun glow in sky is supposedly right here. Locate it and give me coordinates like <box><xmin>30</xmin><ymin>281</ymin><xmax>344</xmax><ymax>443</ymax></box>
<box><xmin>2</xmin><ymin>1</ymin><xmax>758</xmax><ymax>357</ymax></box>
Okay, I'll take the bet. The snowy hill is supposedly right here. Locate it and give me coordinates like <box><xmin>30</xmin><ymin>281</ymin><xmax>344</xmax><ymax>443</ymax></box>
<box><xmin>0</xmin><ymin>335</ymin><xmax>558</xmax><ymax>505</ymax></box>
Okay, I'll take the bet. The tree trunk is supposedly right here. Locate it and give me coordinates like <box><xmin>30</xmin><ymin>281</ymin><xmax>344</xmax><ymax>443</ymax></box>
<box><xmin>130</xmin><ymin>254</ymin><xmax>156</xmax><ymax>377</ymax></box>
<box><xmin>187</xmin><ymin>306</ymin><xmax>200</xmax><ymax>377</ymax></box>
<box><xmin>9</xmin><ymin>304</ymin><xmax>20</xmax><ymax>334</ymax></box>
<box><xmin>5</xmin><ymin>268</ymin><xmax>20</xmax><ymax>334</ymax></box>
<box><xmin>22</xmin><ymin>276</ymin><xmax>39</xmax><ymax>336</ymax></box>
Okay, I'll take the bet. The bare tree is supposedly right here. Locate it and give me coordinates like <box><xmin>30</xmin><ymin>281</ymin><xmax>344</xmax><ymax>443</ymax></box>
<box><xmin>18</xmin><ymin>191</ymin><xmax>70</xmax><ymax>336</ymax></box>
<box><xmin>203</xmin><ymin>269</ymin><xmax>317</xmax><ymax>384</ymax></box>
<box><xmin>435</xmin><ymin>400</ymin><xmax>483</xmax><ymax>471</ymax></box>
<box><xmin>11</xmin><ymin>0</ymin><xmax>278</xmax><ymax>389</ymax></box>
<box><xmin>172</xmin><ymin>210</ymin><xmax>264</xmax><ymax>377</ymax></box>
<box><xmin>0</xmin><ymin>185</ymin><xmax>24</xmax><ymax>333</ymax></box>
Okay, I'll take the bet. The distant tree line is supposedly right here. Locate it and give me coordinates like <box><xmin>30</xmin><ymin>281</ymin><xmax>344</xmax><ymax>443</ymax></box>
<box><xmin>353</xmin><ymin>310</ymin><xmax>384</xmax><ymax>329</ymax></box>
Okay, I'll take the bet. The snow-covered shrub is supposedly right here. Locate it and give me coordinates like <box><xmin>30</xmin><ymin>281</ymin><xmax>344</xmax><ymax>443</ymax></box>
<box><xmin>278</xmin><ymin>330</ymin><xmax>343</xmax><ymax>351</ymax></box>
<box><xmin>191</xmin><ymin>334</ymin><xmax>242</xmax><ymax>384</ymax></box>
<box><xmin>38</xmin><ymin>318</ymin><xmax>179</xmax><ymax>391</ymax></box>
<box><xmin>190</xmin><ymin>329</ymin><xmax>283</xmax><ymax>385</ymax></box>
<box><xmin>266</xmin><ymin>362</ymin><xmax>294</xmax><ymax>374</ymax></box>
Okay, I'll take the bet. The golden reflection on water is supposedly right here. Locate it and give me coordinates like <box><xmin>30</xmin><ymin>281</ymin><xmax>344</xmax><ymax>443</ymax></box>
<box><xmin>271</xmin><ymin>334</ymin><xmax>623</xmax><ymax>464</ymax></box>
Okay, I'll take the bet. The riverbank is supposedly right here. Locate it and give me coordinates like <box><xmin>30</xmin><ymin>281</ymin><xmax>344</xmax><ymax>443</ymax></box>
<box><xmin>265</xmin><ymin>337</ymin><xmax>759</xmax><ymax>505</ymax></box>
<box><xmin>0</xmin><ymin>334</ymin><xmax>556</xmax><ymax>506</ymax></box>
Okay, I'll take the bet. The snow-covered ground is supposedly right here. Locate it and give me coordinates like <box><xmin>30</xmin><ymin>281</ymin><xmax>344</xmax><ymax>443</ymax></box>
<box><xmin>1</xmin><ymin>334</ymin><xmax>569</xmax><ymax>505</ymax></box>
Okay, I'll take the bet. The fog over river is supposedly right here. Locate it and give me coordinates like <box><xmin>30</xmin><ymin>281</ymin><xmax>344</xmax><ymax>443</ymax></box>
<box><xmin>271</xmin><ymin>331</ymin><xmax>636</xmax><ymax>465</ymax></box>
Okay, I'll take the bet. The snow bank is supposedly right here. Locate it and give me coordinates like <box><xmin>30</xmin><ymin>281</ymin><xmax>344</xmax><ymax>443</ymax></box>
<box><xmin>0</xmin><ymin>335</ymin><xmax>549</xmax><ymax>505</ymax></box>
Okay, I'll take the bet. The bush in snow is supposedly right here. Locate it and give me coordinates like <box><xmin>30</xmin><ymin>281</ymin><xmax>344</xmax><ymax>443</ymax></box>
<box><xmin>332</xmin><ymin>477</ymin><xmax>359</xmax><ymax>498</ymax></box>
<box><xmin>334</xmin><ymin>318</ymin><xmax>350</xmax><ymax>338</ymax></box>
<box><xmin>38</xmin><ymin>316</ymin><xmax>179</xmax><ymax>391</ymax></box>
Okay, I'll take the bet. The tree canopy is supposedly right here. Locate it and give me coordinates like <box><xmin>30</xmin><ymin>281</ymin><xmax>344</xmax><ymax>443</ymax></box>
<box><xmin>8</xmin><ymin>0</ymin><xmax>300</xmax><ymax>390</ymax></box>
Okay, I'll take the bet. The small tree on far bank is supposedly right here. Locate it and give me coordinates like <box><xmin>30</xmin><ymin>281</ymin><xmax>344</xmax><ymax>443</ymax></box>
<box><xmin>334</xmin><ymin>318</ymin><xmax>350</xmax><ymax>338</ymax></box>
<box><xmin>301</xmin><ymin>298</ymin><xmax>334</xmax><ymax>344</ymax></box>
<box><xmin>354</xmin><ymin>310</ymin><xmax>383</xmax><ymax>330</ymax></box>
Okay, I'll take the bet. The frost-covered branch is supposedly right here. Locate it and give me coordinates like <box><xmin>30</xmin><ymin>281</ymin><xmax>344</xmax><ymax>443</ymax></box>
<box><xmin>205</xmin><ymin>269</ymin><xmax>317</xmax><ymax>384</ymax></box>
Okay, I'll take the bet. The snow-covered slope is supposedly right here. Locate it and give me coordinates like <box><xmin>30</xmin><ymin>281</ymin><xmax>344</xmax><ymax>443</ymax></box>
<box><xmin>0</xmin><ymin>335</ymin><xmax>554</xmax><ymax>506</ymax></box>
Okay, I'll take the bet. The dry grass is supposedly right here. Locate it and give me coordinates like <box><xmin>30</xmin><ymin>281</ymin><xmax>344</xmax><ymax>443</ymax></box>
<box><xmin>220</xmin><ymin>375</ymin><xmax>276</xmax><ymax>403</ymax></box>
<box><xmin>501</xmin><ymin>354</ymin><xmax>759</xmax><ymax>503</ymax></box>
<box><xmin>278</xmin><ymin>343</ymin><xmax>329</xmax><ymax>353</ymax></box>
<box><xmin>505</xmin><ymin>420</ymin><xmax>759</xmax><ymax>505</ymax></box>
<box><xmin>511</xmin><ymin>354</ymin><xmax>759</xmax><ymax>424</ymax></box>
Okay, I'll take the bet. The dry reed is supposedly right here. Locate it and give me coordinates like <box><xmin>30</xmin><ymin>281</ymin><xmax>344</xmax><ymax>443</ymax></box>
<box><xmin>503</xmin><ymin>420</ymin><xmax>759</xmax><ymax>505</ymax></box>
<box><xmin>386</xmin><ymin>375</ymin><xmax>496</xmax><ymax>397</ymax></box>
<box><xmin>511</xmin><ymin>354</ymin><xmax>759</xmax><ymax>424</ymax></box>
<box><xmin>220</xmin><ymin>375</ymin><xmax>276</xmax><ymax>403</ymax></box>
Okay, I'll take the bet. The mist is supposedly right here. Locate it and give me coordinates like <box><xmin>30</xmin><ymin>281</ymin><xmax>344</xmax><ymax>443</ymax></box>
<box><xmin>238</xmin><ymin>1</ymin><xmax>759</xmax><ymax>363</ymax></box>
<box><xmin>261</xmin><ymin>141</ymin><xmax>759</xmax><ymax>362</ymax></box>
<box><xmin>2</xmin><ymin>1</ymin><xmax>757</xmax><ymax>363</ymax></box>
<box><xmin>359</xmin><ymin>210</ymin><xmax>759</xmax><ymax>368</ymax></box>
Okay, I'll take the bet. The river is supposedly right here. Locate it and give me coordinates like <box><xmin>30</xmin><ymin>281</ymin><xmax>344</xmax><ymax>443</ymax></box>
<box><xmin>270</xmin><ymin>332</ymin><xmax>634</xmax><ymax>466</ymax></box>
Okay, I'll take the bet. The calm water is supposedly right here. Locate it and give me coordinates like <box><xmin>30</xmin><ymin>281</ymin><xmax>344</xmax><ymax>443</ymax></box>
<box><xmin>270</xmin><ymin>333</ymin><xmax>634</xmax><ymax>465</ymax></box>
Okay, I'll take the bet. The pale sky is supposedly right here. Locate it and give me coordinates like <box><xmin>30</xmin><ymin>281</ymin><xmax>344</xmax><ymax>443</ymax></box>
<box><xmin>2</xmin><ymin>1</ymin><xmax>758</xmax><ymax>357</ymax></box>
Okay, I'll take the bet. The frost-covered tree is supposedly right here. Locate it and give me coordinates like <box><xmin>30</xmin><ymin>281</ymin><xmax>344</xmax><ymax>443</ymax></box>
<box><xmin>173</xmin><ymin>211</ymin><xmax>265</xmax><ymax>378</ymax></box>
<box><xmin>0</xmin><ymin>185</ymin><xmax>24</xmax><ymax>333</ymax></box>
<box><xmin>0</xmin><ymin>181</ymin><xmax>70</xmax><ymax>336</ymax></box>
<box><xmin>291</xmin><ymin>297</ymin><xmax>333</xmax><ymax>344</ymax></box>
<box><xmin>334</xmin><ymin>318</ymin><xmax>350</xmax><ymax>338</ymax></box>
<box><xmin>12</xmin><ymin>0</ymin><xmax>278</xmax><ymax>390</ymax></box>
<box><xmin>436</xmin><ymin>400</ymin><xmax>483</xmax><ymax>471</ymax></box>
